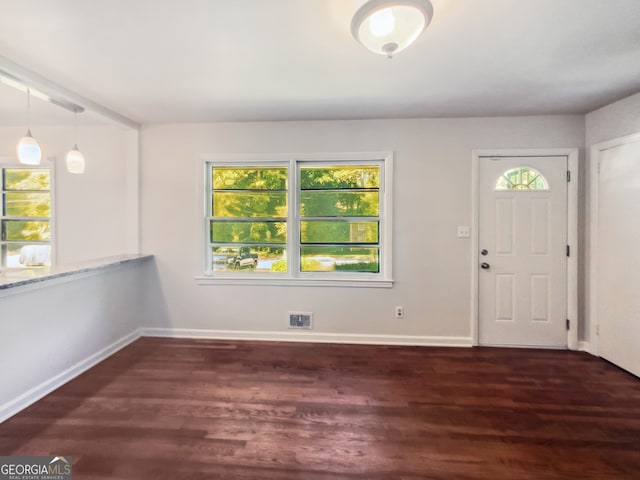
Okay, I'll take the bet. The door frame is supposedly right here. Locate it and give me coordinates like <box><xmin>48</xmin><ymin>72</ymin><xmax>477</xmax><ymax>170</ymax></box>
<box><xmin>471</xmin><ymin>148</ymin><xmax>579</xmax><ymax>349</ymax></box>
<box><xmin>588</xmin><ymin>132</ymin><xmax>640</xmax><ymax>357</ymax></box>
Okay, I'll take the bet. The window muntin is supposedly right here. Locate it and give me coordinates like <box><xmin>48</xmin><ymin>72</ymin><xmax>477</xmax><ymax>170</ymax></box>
<box><xmin>205</xmin><ymin>156</ymin><xmax>389</xmax><ymax>280</ymax></box>
<box><xmin>211</xmin><ymin>221</ymin><xmax>287</xmax><ymax>244</ymax></box>
<box><xmin>496</xmin><ymin>167</ymin><xmax>549</xmax><ymax>190</ymax></box>
<box><xmin>1</xmin><ymin>167</ymin><xmax>52</xmax><ymax>269</ymax></box>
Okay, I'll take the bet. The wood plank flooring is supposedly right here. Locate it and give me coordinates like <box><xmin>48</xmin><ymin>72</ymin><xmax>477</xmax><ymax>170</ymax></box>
<box><xmin>1</xmin><ymin>338</ymin><xmax>639</xmax><ymax>479</ymax></box>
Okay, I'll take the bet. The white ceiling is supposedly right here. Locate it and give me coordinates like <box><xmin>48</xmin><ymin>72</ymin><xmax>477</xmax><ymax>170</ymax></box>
<box><xmin>0</xmin><ymin>0</ymin><xmax>639</xmax><ymax>125</ymax></box>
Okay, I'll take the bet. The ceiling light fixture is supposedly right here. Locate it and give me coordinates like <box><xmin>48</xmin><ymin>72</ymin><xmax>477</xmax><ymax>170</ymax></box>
<box><xmin>66</xmin><ymin>109</ymin><xmax>85</xmax><ymax>174</ymax></box>
<box><xmin>17</xmin><ymin>89</ymin><xmax>42</xmax><ymax>165</ymax></box>
<box><xmin>351</xmin><ymin>0</ymin><xmax>434</xmax><ymax>58</ymax></box>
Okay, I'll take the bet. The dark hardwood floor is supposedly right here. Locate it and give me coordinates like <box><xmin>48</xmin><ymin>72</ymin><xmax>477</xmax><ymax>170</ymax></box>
<box><xmin>1</xmin><ymin>338</ymin><xmax>639</xmax><ymax>479</ymax></box>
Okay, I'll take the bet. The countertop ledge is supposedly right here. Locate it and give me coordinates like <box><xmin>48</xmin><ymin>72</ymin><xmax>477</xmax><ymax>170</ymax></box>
<box><xmin>0</xmin><ymin>254</ymin><xmax>154</xmax><ymax>290</ymax></box>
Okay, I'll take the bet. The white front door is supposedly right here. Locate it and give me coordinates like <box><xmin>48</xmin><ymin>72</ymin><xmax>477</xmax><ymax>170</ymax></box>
<box><xmin>478</xmin><ymin>156</ymin><xmax>568</xmax><ymax>347</ymax></box>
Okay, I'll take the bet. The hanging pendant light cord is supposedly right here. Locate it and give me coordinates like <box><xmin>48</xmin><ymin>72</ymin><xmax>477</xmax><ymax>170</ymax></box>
<box><xmin>74</xmin><ymin>110</ymin><xmax>78</xmax><ymax>146</ymax></box>
<box><xmin>26</xmin><ymin>88</ymin><xmax>31</xmax><ymax>131</ymax></box>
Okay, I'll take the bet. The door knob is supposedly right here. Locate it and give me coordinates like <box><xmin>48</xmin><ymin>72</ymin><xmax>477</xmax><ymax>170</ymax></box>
<box><xmin>481</xmin><ymin>262</ymin><xmax>490</xmax><ymax>270</ymax></box>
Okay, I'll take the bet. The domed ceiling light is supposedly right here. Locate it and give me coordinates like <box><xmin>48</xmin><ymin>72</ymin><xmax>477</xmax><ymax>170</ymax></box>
<box><xmin>351</xmin><ymin>0</ymin><xmax>434</xmax><ymax>58</ymax></box>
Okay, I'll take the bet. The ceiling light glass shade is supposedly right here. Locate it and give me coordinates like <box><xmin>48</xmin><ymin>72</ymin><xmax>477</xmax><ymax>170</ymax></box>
<box><xmin>351</xmin><ymin>0</ymin><xmax>433</xmax><ymax>58</ymax></box>
<box><xmin>17</xmin><ymin>130</ymin><xmax>42</xmax><ymax>165</ymax></box>
<box><xmin>66</xmin><ymin>145</ymin><xmax>85</xmax><ymax>174</ymax></box>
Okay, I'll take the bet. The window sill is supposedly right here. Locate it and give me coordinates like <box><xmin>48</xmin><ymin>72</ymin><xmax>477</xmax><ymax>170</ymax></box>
<box><xmin>195</xmin><ymin>275</ymin><xmax>394</xmax><ymax>288</ymax></box>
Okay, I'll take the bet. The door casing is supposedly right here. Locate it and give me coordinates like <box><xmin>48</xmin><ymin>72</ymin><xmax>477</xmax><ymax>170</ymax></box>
<box><xmin>471</xmin><ymin>149</ymin><xmax>579</xmax><ymax>349</ymax></box>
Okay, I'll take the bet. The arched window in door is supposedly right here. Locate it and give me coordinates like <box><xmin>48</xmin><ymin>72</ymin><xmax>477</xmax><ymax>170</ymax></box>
<box><xmin>496</xmin><ymin>167</ymin><xmax>549</xmax><ymax>190</ymax></box>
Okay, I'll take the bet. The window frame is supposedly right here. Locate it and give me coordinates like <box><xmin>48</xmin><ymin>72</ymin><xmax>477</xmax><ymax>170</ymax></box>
<box><xmin>199</xmin><ymin>152</ymin><xmax>393</xmax><ymax>287</ymax></box>
<box><xmin>0</xmin><ymin>161</ymin><xmax>55</xmax><ymax>271</ymax></box>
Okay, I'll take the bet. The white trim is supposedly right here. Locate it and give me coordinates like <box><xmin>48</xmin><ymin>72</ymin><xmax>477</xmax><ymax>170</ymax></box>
<box><xmin>567</xmin><ymin>150</ymin><xmax>579</xmax><ymax>350</ymax></box>
<box><xmin>142</xmin><ymin>327</ymin><xmax>472</xmax><ymax>347</ymax></box>
<box><xmin>0</xmin><ymin>329</ymin><xmax>141</xmax><ymax>423</ymax></box>
<box><xmin>578</xmin><ymin>341</ymin><xmax>593</xmax><ymax>354</ymax></box>
<box><xmin>48</xmin><ymin>158</ymin><xmax>58</xmax><ymax>267</ymax></box>
<box><xmin>0</xmin><ymin>55</ymin><xmax>139</xmax><ymax>130</ymax></box>
<box><xmin>201</xmin><ymin>152</ymin><xmax>393</xmax><ymax>163</ymax></box>
<box><xmin>470</xmin><ymin>151</ymin><xmax>479</xmax><ymax>346</ymax></box>
<box><xmin>471</xmin><ymin>148</ymin><xmax>580</xmax><ymax>349</ymax></box>
<box><xmin>382</xmin><ymin>154</ymin><xmax>394</xmax><ymax>279</ymax></box>
<box><xmin>198</xmin><ymin>157</ymin><xmax>209</xmax><ymax>277</ymax></box>
<box><xmin>587</xmin><ymin>132</ymin><xmax>640</xmax><ymax>356</ymax></box>
<box><xmin>290</xmin><ymin>158</ymin><xmax>300</xmax><ymax>275</ymax></box>
<box><xmin>589</xmin><ymin>143</ymin><xmax>600</xmax><ymax>355</ymax></box>
<box><xmin>195</xmin><ymin>276</ymin><xmax>393</xmax><ymax>288</ymax></box>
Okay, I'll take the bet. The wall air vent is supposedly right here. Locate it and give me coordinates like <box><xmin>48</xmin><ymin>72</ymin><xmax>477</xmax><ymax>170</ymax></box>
<box><xmin>288</xmin><ymin>312</ymin><xmax>313</xmax><ymax>330</ymax></box>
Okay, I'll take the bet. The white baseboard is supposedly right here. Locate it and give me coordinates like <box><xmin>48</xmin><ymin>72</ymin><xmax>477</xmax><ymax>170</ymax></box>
<box><xmin>142</xmin><ymin>327</ymin><xmax>473</xmax><ymax>347</ymax></box>
<box><xmin>0</xmin><ymin>329</ymin><xmax>142</xmax><ymax>424</ymax></box>
<box><xmin>578</xmin><ymin>341</ymin><xmax>595</xmax><ymax>355</ymax></box>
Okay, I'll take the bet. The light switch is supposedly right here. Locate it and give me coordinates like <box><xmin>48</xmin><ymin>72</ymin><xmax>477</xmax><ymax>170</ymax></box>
<box><xmin>457</xmin><ymin>226</ymin><xmax>470</xmax><ymax>238</ymax></box>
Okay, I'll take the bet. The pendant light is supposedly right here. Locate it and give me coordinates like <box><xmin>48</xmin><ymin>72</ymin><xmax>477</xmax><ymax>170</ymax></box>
<box><xmin>351</xmin><ymin>0</ymin><xmax>434</xmax><ymax>58</ymax></box>
<box><xmin>66</xmin><ymin>109</ymin><xmax>85</xmax><ymax>174</ymax></box>
<box><xmin>17</xmin><ymin>89</ymin><xmax>42</xmax><ymax>165</ymax></box>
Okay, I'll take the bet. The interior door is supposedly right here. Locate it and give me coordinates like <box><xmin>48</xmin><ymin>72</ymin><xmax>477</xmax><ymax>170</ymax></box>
<box><xmin>597</xmin><ymin>138</ymin><xmax>640</xmax><ymax>377</ymax></box>
<box><xmin>479</xmin><ymin>156</ymin><xmax>568</xmax><ymax>347</ymax></box>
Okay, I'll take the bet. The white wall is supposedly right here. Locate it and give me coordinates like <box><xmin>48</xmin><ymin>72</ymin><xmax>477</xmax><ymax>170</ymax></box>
<box><xmin>586</xmin><ymin>92</ymin><xmax>640</xmax><ymax>145</ymax></box>
<box><xmin>583</xmin><ymin>92</ymin><xmax>640</xmax><ymax>347</ymax></box>
<box><xmin>140</xmin><ymin>116</ymin><xmax>584</xmax><ymax>343</ymax></box>
<box><xmin>0</xmin><ymin>125</ymin><xmax>138</xmax><ymax>263</ymax></box>
<box><xmin>0</xmin><ymin>259</ymin><xmax>152</xmax><ymax>422</ymax></box>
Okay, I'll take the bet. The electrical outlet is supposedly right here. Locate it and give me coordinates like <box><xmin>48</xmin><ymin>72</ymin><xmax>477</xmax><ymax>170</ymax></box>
<box><xmin>395</xmin><ymin>306</ymin><xmax>404</xmax><ymax>318</ymax></box>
